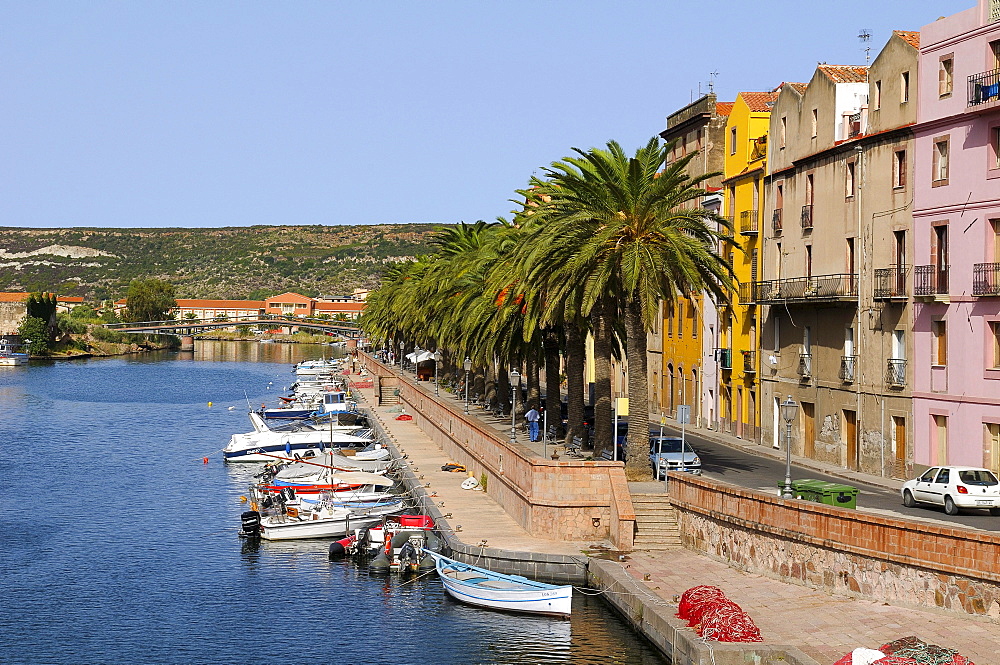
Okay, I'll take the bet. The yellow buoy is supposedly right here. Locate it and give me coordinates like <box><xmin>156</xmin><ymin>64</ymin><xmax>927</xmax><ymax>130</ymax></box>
<box><xmin>239</xmin><ymin>496</ymin><xmax>248</xmax><ymax>503</ymax></box>
<box><xmin>208</xmin><ymin>402</ymin><xmax>213</xmax><ymax>407</ymax></box>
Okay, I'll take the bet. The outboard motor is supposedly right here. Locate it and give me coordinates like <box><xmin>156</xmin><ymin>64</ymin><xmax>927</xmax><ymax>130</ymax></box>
<box><xmin>238</xmin><ymin>510</ymin><xmax>261</xmax><ymax>539</ymax></box>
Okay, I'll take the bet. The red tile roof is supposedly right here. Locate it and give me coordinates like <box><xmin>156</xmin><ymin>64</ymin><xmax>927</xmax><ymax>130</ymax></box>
<box><xmin>894</xmin><ymin>30</ymin><xmax>920</xmax><ymax>49</ymax></box>
<box><xmin>817</xmin><ymin>65</ymin><xmax>869</xmax><ymax>83</ymax></box>
<box><xmin>787</xmin><ymin>82</ymin><xmax>808</xmax><ymax>94</ymax></box>
<box><xmin>175</xmin><ymin>299</ymin><xmax>265</xmax><ymax>308</ymax></box>
<box><xmin>0</xmin><ymin>292</ymin><xmax>27</xmax><ymax>303</ymax></box>
<box><xmin>715</xmin><ymin>102</ymin><xmax>735</xmax><ymax>117</ymax></box>
<box><xmin>740</xmin><ymin>91</ymin><xmax>779</xmax><ymax>112</ymax></box>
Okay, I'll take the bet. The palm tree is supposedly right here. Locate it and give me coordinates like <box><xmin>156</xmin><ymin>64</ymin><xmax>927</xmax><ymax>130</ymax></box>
<box><xmin>525</xmin><ymin>137</ymin><xmax>735</xmax><ymax>479</ymax></box>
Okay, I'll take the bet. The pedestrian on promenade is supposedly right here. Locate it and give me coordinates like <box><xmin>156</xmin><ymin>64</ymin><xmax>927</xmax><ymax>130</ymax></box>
<box><xmin>525</xmin><ymin>405</ymin><xmax>540</xmax><ymax>442</ymax></box>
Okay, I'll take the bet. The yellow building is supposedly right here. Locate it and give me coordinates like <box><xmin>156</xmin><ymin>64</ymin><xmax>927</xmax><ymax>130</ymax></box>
<box><xmin>718</xmin><ymin>90</ymin><xmax>777</xmax><ymax>440</ymax></box>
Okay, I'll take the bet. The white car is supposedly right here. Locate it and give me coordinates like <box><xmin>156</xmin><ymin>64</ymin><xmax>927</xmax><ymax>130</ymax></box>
<box><xmin>901</xmin><ymin>466</ymin><xmax>1000</xmax><ymax>516</ymax></box>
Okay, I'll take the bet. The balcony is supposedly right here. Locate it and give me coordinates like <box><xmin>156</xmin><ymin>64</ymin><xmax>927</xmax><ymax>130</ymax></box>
<box><xmin>743</xmin><ymin>350</ymin><xmax>756</xmax><ymax>374</ymax></box>
<box><xmin>754</xmin><ymin>274</ymin><xmax>858</xmax><ymax>304</ymax></box>
<box><xmin>738</xmin><ymin>281</ymin><xmax>756</xmax><ymax>304</ymax></box>
<box><xmin>839</xmin><ymin>355</ymin><xmax>857</xmax><ymax>383</ymax></box>
<box><xmin>772</xmin><ymin>209</ymin><xmax>783</xmax><ymax>233</ymax></box>
<box><xmin>873</xmin><ymin>265</ymin><xmax>910</xmax><ymax>300</ymax></box>
<box><xmin>801</xmin><ymin>205</ymin><xmax>813</xmax><ymax>230</ymax></box>
<box><xmin>798</xmin><ymin>353</ymin><xmax>812</xmax><ymax>379</ymax></box>
<box><xmin>718</xmin><ymin>348</ymin><xmax>732</xmax><ymax>370</ymax></box>
<box><xmin>914</xmin><ymin>265</ymin><xmax>949</xmax><ymax>301</ymax></box>
<box><xmin>740</xmin><ymin>210</ymin><xmax>759</xmax><ymax>235</ymax></box>
<box><xmin>848</xmin><ymin>112</ymin><xmax>862</xmax><ymax>138</ymax></box>
<box><xmin>967</xmin><ymin>68</ymin><xmax>1000</xmax><ymax>109</ymax></box>
<box><xmin>973</xmin><ymin>263</ymin><xmax>1000</xmax><ymax>296</ymax></box>
<box><xmin>886</xmin><ymin>359</ymin><xmax>906</xmax><ymax>388</ymax></box>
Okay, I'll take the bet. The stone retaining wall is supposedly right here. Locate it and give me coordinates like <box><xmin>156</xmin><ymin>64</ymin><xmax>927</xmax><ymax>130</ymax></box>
<box><xmin>668</xmin><ymin>473</ymin><xmax>1000</xmax><ymax>620</ymax></box>
<box><xmin>361</xmin><ymin>353</ymin><xmax>635</xmax><ymax>548</ymax></box>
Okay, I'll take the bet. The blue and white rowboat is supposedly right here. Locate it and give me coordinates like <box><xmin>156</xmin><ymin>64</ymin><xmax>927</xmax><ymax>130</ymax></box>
<box><xmin>427</xmin><ymin>551</ymin><xmax>572</xmax><ymax>617</ymax></box>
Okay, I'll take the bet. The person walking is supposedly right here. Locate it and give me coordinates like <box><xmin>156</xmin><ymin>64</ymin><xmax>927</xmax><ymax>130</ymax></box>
<box><xmin>525</xmin><ymin>405</ymin><xmax>540</xmax><ymax>442</ymax></box>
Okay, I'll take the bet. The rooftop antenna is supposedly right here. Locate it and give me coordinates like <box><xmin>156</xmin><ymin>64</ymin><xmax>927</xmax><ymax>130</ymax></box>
<box><xmin>858</xmin><ymin>29</ymin><xmax>872</xmax><ymax>64</ymax></box>
<box><xmin>708</xmin><ymin>71</ymin><xmax>719</xmax><ymax>94</ymax></box>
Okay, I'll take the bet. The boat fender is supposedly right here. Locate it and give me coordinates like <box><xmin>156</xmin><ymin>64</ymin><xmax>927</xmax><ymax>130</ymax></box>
<box><xmin>328</xmin><ymin>534</ymin><xmax>356</xmax><ymax>559</ymax></box>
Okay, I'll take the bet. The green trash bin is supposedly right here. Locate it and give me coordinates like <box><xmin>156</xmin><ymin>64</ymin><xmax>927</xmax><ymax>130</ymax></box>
<box><xmin>777</xmin><ymin>478</ymin><xmax>825</xmax><ymax>501</ymax></box>
<box><xmin>811</xmin><ymin>481</ymin><xmax>859</xmax><ymax>510</ymax></box>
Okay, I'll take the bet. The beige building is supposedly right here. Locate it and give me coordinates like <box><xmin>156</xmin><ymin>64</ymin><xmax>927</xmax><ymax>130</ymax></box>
<box><xmin>759</xmin><ymin>32</ymin><xmax>919</xmax><ymax>478</ymax></box>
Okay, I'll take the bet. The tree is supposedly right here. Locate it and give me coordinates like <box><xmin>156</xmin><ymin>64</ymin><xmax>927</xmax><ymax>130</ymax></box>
<box><xmin>124</xmin><ymin>278</ymin><xmax>177</xmax><ymax>323</ymax></box>
<box><xmin>524</xmin><ymin>138</ymin><xmax>735</xmax><ymax>479</ymax></box>
<box><xmin>18</xmin><ymin>316</ymin><xmax>49</xmax><ymax>355</ymax></box>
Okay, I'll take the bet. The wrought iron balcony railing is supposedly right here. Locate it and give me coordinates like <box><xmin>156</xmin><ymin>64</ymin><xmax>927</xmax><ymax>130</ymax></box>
<box><xmin>801</xmin><ymin>205</ymin><xmax>814</xmax><ymax>230</ymax></box>
<box><xmin>718</xmin><ymin>348</ymin><xmax>732</xmax><ymax>370</ymax></box>
<box><xmin>874</xmin><ymin>265</ymin><xmax>910</xmax><ymax>300</ymax></box>
<box><xmin>772</xmin><ymin>209</ymin><xmax>782</xmax><ymax>233</ymax></box>
<box><xmin>973</xmin><ymin>263</ymin><xmax>1000</xmax><ymax>296</ymax></box>
<box><xmin>848</xmin><ymin>112</ymin><xmax>862</xmax><ymax>137</ymax></box>
<box><xmin>740</xmin><ymin>210</ymin><xmax>759</xmax><ymax>235</ymax></box>
<box><xmin>914</xmin><ymin>265</ymin><xmax>949</xmax><ymax>297</ymax></box>
<box><xmin>798</xmin><ymin>353</ymin><xmax>812</xmax><ymax>379</ymax></box>
<box><xmin>754</xmin><ymin>274</ymin><xmax>858</xmax><ymax>304</ymax></box>
<box><xmin>743</xmin><ymin>350</ymin><xmax>756</xmax><ymax>374</ymax></box>
<box><xmin>886</xmin><ymin>359</ymin><xmax>906</xmax><ymax>387</ymax></box>
<box><xmin>839</xmin><ymin>355</ymin><xmax>857</xmax><ymax>383</ymax></box>
<box><xmin>968</xmin><ymin>68</ymin><xmax>1000</xmax><ymax>107</ymax></box>
<box><xmin>738</xmin><ymin>281</ymin><xmax>756</xmax><ymax>304</ymax></box>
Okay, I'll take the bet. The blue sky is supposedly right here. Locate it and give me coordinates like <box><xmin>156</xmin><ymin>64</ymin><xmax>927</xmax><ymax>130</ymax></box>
<box><xmin>2</xmin><ymin>1</ymin><xmax>969</xmax><ymax>229</ymax></box>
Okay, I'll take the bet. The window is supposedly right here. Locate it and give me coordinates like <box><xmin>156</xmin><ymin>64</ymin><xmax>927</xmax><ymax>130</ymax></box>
<box><xmin>991</xmin><ymin>126</ymin><xmax>1000</xmax><ymax>171</ymax></box>
<box><xmin>780</xmin><ymin>116</ymin><xmax>787</xmax><ymax>148</ymax></box>
<box><xmin>696</xmin><ymin>128</ymin><xmax>703</xmax><ymax>151</ymax></box>
<box><xmin>932</xmin><ymin>320</ymin><xmax>947</xmax><ymax>366</ymax></box>
<box><xmin>939</xmin><ymin>57</ymin><xmax>954</xmax><ymax>97</ymax></box>
<box><xmin>893</xmin><ymin>149</ymin><xmax>907</xmax><ymax>188</ymax></box>
<box><xmin>846</xmin><ymin>161</ymin><xmax>856</xmax><ymax>198</ymax></box>
<box><xmin>991</xmin><ymin>39</ymin><xmax>1000</xmax><ymax>70</ymax></box>
<box><xmin>874</xmin><ymin>80</ymin><xmax>882</xmax><ymax>109</ymax></box>
<box><xmin>730</xmin><ymin>126</ymin><xmax>737</xmax><ymax>155</ymax></box>
<box><xmin>667</xmin><ymin>305</ymin><xmax>673</xmax><ymax>337</ymax></box>
<box><xmin>901</xmin><ymin>71</ymin><xmax>910</xmax><ymax>103</ymax></box>
<box><xmin>805</xmin><ymin>245</ymin><xmax>813</xmax><ymax>277</ymax></box>
<box><xmin>810</xmin><ymin>109</ymin><xmax>817</xmax><ymax>138</ymax></box>
<box><xmin>991</xmin><ymin>322</ymin><xmax>1000</xmax><ymax>368</ymax></box>
<box><xmin>677</xmin><ymin>300</ymin><xmax>684</xmax><ymax>339</ymax></box>
<box><xmin>933</xmin><ymin>138</ymin><xmax>950</xmax><ymax>184</ymax></box>
<box><xmin>805</xmin><ymin>173</ymin><xmax>814</xmax><ymax>205</ymax></box>
<box><xmin>691</xmin><ymin>305</ymin><xmax>698</xmax><ymax>339</ymax></box>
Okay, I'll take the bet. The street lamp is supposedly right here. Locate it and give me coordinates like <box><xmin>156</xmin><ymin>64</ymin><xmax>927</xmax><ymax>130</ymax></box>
<box><xmin>463</xmin><ymin>357</ymin><xmax>472</xmax><ymax>414</ymax></box>
<box><xmin>398</xmin><ymin>340</ymin><xmax>404</xmax><ymax>372</ymax></box>
<box><xmin>433</xmin><ymin>350</ymin><xmax>442</xmax><ymax>395</ymax></box>
<box><xmin>780</xmin><ymin>396</ymin><xmax>798</xmax><ymax>499</ymax></box>
<box><xmin>509</xmin><ymin>368</ymin><xmax>520</xmax><ymax>444</ymax></box>
<box><xmin>413</xmin><ymin>347</ymin><xmax>421</xmax><ymax>378</ymax></box>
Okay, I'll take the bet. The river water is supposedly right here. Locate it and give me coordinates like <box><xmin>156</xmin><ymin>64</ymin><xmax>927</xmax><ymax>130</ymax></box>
<box><xmin>0</xmin><ymin>342</ymin><xmax>666</xmax><ymax>665</ymax></box>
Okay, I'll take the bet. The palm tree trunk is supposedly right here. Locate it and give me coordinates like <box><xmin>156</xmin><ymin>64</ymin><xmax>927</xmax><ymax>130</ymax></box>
<box><xmin>624</xmin><ymin>298</ymin><xmax>653</xmax><ymax>481</ymax></box>
<box><xmin>592</xmin><ymin>300</ymin><xmax>614</xmax><ymax>454</ymax></box>
<box><xmin>526</xmin><ymin>345</ymin><xmax>541</xmax><ymax>411</ymax></box>
<box><xmin>564</xmin><ymin>323</ymin><xmax>586</xmax><ymax>449</ymax></box>
<box><xmin>543</xmin><ymin>327</ymin><xmax>563</xmax><ymax>438</ymax></box>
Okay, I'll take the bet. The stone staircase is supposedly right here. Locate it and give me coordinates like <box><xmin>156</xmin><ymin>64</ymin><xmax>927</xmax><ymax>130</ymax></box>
<box><xmin>630</xmin><ymin>493</ymin><xmax>682</xmax><ymax>550</ymax></box>
<box><xmin>378</xmin><ymin>383</ymin><xmax>400</xmax><ymax>405</ymax></box>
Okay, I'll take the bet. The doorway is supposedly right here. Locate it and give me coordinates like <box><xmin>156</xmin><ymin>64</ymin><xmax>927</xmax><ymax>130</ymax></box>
<box><xmin>736</xmin><ymin>386</ymin><xmax>744</xmax><ymax>438</ymax></box>
<box><xmin>893</xmin><ymin>416</ymin><xmax>907</xmax><ymax>477</ymax></box>
<box><xmin>802</xmin><ymin>401</ymin><xmax>816</xmax><ymax>458</ymax></box>
<box><xmin>844</xmin><ymin>409</ymin><xmax>858</xmax><ymax>470</ymax></box>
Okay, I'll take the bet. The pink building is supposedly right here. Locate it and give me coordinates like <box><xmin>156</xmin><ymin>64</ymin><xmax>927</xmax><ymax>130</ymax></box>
<box><xmin>913</xmin><ymin>0</ymin><xmax>1000</xmax><ymax>473</ymax></box>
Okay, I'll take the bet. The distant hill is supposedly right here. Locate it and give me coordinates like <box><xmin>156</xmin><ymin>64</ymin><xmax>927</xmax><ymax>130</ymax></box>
<box><xmin>0</xmin><ymin>224</ymin><xmax>442</xmax><ymax>302</ymax></box>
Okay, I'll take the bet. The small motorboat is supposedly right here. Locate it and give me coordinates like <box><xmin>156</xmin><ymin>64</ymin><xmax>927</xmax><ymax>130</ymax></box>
<box><xmin>223</xmin><ymin>427</ymin><xmax>375</xmax><ymax>463</ymax></box>
<box><xmin>241</xmin><ymin>493</ymin><xmax>405</xmax><ymax>541</ymax></box>
<box><xmin>427</xmin><ymin>551</ymin><xmax>572</xmax><ymax>617</ymax></box>
<box><xmin>0</xmin><ymin>340</ymin><xmax>29</xmax><ymax>367</ymax></box>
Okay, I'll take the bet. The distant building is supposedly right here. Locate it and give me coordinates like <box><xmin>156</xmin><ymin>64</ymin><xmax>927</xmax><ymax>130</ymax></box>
<box><xmin>0</xmin><ymin>292</ymin><xmax>84</xmax><ymax>335</ymax></box>
<box><xmin>112</xmin><ymin>291</ymin><xmax>368</xmax><ymax>321</ymax></box>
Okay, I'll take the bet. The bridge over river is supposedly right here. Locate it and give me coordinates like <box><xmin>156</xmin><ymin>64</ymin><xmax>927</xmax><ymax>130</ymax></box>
<box><xmin>104</xmin><ymin>315</ymin><xmax>363</xmax><ymax>339</ymax></box>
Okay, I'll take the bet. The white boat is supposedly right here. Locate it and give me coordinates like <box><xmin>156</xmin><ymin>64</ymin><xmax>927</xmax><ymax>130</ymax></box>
<box><xmin>293</xmin><ymin>359</ymin><xmax>342</xmax><ymax>377</ymax></box>
<box><xmin>428</xmin><ymin>551</ymin><xmax>573</xmax><ymax>617</ymax></box>
<box><xmin>0</xmin><ymin>340</ymin><xmax>29</xmax><ymax>367</ymax></box>
<box><xmin>223</xmin><ymin>427</ymin><xmax>375</xmax><ymax>463</ymax></box>
<box><xmin>256</xmin><ymin>500</ymin><xmax>403</xmax><ymax>541</ymax></box>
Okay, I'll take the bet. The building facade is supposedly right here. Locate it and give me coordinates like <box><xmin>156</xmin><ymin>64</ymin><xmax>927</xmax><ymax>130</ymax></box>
<box><xmin>912</xmin><ymin>0</ymin><xmax>1000</xmax><ymax>474</ymax></box>
<box><xmin>657</xmin><ymin>94</ymin><xmax>732</xmax><ymax>428</ymax></box>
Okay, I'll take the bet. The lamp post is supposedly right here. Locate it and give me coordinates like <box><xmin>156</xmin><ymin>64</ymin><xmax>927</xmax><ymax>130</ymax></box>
<box><xmin>780</xmin><ymin>396</ymin><xmax>798</xmax><ymax>499</ymax></box>
<box><xmin>509</xmin><ymin>369</ymin><xmax>520</xmax><ymax>445</ymax></box>
<box><xmin>398</xmin><ymin>340</ymin><xmax>404</xmax><ymax>372</ymax></box>
<box><xmin>463</xmin><ymin>357</ymin><xmax>472</xmax><ymax>414</ymax></box>
<box><xmin>433</xmin><ymin>350</ymin><xmax>442</xmax><ymax>395</ymax></box>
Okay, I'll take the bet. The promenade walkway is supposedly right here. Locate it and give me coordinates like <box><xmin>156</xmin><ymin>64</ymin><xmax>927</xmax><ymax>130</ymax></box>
<box><xmin>350</xmin><ymin>369</ymin><xmax>999</xmax><ymax>665</ymax></box>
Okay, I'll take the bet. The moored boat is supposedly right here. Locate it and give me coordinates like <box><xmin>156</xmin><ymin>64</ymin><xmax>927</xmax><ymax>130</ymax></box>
<box><xmin>428</xmin><ymin>551</ymin><xmax>572</xmax><ymax>617</ymax></box>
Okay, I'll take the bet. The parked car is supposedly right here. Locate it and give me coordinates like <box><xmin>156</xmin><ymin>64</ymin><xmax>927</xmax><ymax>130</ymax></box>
<box><xmin>648</xmin><ymin>436</ymin><xmax>702</xmax><ymax>479</ymax></box>
<box><xmin>901</xmin><ymin>466</ymin><xmax>1000</xmax><ymax>516</ymax></box>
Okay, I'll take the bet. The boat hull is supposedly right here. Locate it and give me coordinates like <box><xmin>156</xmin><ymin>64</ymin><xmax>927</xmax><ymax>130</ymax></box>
<box><xmin>431</xmin><ymin>552</ymin><xmax>572</xmax><ymax>617</ymax></box>
<box><xmin>259</xmin><ymin>508</ymin><xmax>396</xmax><ymax>541</ymax></box>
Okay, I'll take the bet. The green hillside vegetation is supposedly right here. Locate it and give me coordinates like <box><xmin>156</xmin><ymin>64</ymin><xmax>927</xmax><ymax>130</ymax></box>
<box><xmin>0</xmin><ymin>224</ymin><xmax>441</xmax><ymax>301</ymax></box>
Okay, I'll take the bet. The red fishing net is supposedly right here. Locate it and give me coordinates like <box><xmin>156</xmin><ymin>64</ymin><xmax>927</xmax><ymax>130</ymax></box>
<box><xmin>698</xmin><ymin>599</ymin><xmax>763</xmax><ymax>642</ymax></box>
<box><xmin>871</xmin><ymin>658</ymin><xmax>920</xmax><ymax>665</ymax></box>
<box><xmin>676</xmin><ymin>585</ymin><xmax>728</xmax><ymax>626</ymax></box>
<box><xmin>394</xmin><ymin>414</ymin><xmax>413</xmax><ymax>420</ymax></box>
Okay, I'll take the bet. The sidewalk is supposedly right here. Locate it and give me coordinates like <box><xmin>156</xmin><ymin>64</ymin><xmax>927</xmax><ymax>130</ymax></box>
<box><xmin>353</xmin><ymin>369</ymin><xmax>999</xmax><ymax>664</ymax></box>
